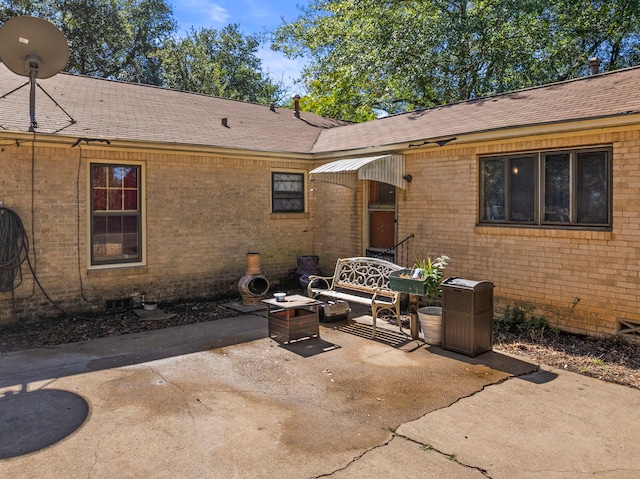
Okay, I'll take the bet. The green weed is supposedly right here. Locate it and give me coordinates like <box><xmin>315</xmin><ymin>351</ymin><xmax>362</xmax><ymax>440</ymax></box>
<box><xmin>495</xmin><ymin>305</ymin><xmax>549</xmax><ymax>339</ymax></box>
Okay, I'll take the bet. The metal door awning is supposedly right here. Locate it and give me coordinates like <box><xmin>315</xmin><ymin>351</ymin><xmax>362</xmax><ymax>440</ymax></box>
<box><xmin>309</xmin><ymin>154</ymin><xmax>406</xmax><ymax>189</ymax></box>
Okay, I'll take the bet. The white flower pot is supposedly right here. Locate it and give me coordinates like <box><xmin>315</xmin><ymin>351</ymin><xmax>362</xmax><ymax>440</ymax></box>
<box><xmin>418</xmin><ymin>306</ymin><xmax>442</xmax><ymax>346</ymax></box>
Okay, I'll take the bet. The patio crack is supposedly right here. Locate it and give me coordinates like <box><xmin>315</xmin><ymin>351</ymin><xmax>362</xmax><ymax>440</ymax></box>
<box><xmin>379</xmin><ymin>370</ymin><xmax>542</xmax><ymax>479</ymax></box>
<box><xmin>308</xmin><ymin>372</ymin><xmax>540</xmax><ymax>478</ymax></box>
<box><xmin>309</xmin><ymin>435</ymin><xmax>396</xmax><ymax>478</ymax></box>
<box><xmin>434</xmin><ymin>365</ymin><xmax>540</xmax><ymax>411</ymax></box>
<box><xmin>308</xmin><ymin>433</ymin><xmax>493</xmax><ymax>479</ymax></box>
<box><xmin>391</xmin><ymin>432</ymin><xmax>493</xmax><ymax>478</ymax></box>
<box><xmin>147</xmin><ymin>366</ymin><xmax>196</xmax><ymax>427</ymax></box>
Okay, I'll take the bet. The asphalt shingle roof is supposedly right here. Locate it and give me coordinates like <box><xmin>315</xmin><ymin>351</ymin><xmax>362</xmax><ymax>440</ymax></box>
<box><xmin>0</xmin><ymin>64</ymin><xmax>346</xmax><ymax>153</ymax></box>
<box><xmin>311</xmin><ymin>66</ymin><xmax>640</xmax><ymax>153</ymax></box>
<box><xmin>1</xmin><ymin>63</ymin><xmax>640</xmax><ymax>155</ymax></box>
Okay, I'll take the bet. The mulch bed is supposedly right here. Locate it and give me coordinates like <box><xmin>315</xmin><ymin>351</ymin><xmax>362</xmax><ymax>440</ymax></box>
<box><xmin>1</xmin><ymin>298</ymin><xmax>638</xmax><ymax>390</ymax></box>
<box><xmin>0</xmin><ymin>299</ymin><xmax>242</xmax><ymax>353</ymax></box>
<box><xmin>493</xmin><ymin>330</ymin><xmax>640</xmax><ymax>390</ymax></box>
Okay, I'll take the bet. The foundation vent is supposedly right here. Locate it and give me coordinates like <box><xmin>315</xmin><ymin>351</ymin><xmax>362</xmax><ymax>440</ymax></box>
<box><xmin>617</xmin><ymin>319</ymin><xmax>640</xmax><ymax>339</ymax></box>
<box><xmin>105</xmin><ymin>298</ymin><xmax>133</xmax><ymax>311</ymax></box>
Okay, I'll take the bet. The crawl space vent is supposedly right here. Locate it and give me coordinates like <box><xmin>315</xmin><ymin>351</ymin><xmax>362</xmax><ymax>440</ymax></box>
<box><xmin>617</xmin><ymin>319</ymin><xmax>640</xmax><ymax>338</ymax></box>
<box><xmin>105</xmin><ymin>298</ymin><xmax>133</xmax><ymax>311</ymax></box>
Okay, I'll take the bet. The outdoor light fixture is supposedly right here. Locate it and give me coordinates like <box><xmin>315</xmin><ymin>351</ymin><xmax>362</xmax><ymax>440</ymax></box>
<box><xmin>403</xmin><ymin>174</ymin><xmax>413</xmax><ymax>182</ymax></box>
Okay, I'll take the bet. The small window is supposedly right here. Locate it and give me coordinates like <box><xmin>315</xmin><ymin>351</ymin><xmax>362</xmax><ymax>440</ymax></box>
<box><xmin>508</xmin><ymin>155</ymin><xmax>536</xmax><ymax>223</ymax></box>
<box><xmin>91</xmin><ymin>163</ymin><xmax>142</xmax><ymax>265</ymax></box>
<box><xmin>369</xmin><ymin>181</ymin><xmax>396</xmax><ymax>208</ymax></box>
<box><xmin>479</xmin><ymin>148</ymin><xmax>611</xmax><ymax>227</ymax></box>
<box><xmin>272</xmin><ymin>172</ymin><xmax>305</xmax><ymax>213</ymax></box>
<box><xmin>544</xmin><ymin>153</ymin><xmax>571</xmax><ymax>222</ymax></box>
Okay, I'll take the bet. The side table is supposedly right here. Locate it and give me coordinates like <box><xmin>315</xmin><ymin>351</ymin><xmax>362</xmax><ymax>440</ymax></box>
<box><xmin>262</xmin><ymin>294</ymin><xmax>323</xmax><ymax>343</ymax></box>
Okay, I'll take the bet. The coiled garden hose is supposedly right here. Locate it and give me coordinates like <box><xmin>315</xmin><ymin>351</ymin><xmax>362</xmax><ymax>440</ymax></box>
<box><xmin>0</xmin><ymin>207</ymin><xmax>29</xmax><ymax>292</ymax></box>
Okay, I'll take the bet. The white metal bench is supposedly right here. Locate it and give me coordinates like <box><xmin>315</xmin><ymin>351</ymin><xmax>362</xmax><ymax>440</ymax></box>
<box><xmin>307</xmin><ymin>257</ymin><xmax>403</xmax><ymax>337</ymax></box>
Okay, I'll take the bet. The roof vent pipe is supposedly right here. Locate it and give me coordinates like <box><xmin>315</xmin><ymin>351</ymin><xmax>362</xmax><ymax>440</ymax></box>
<box><xmin>221</xmin><ymin>117</ymin><xmax>228</xmax><ymax>127</ymax></box>
<box><xmin>293</xmin><ymin>94</ymin><xmax>300</xmax><ymax>118</ymax></box>
<box><xmin>269</xmin><ymin>102</ymin><xmax>276</xmax><ymax>112</ymax></box>
<box><xmin>588</xmin><ymin>57</ymin><xmax>601</xmax><ymax>75</ymax></box>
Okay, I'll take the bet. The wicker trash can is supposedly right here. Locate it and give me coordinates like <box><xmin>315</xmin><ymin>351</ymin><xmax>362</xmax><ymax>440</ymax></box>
<box><xmin>441</xmin><ymin>277</ymin><xmax>494</xmax><ymax>357</ymax></box>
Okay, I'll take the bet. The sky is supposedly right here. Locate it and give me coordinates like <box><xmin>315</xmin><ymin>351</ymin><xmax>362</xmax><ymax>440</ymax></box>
<box><xmin>171</xmin><ymin>0</ymin><xmax>309</xmax><ymax>97</ymax></box>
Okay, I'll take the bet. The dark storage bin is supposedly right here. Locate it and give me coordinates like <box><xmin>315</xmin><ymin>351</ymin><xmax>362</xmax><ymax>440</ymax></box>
<box><xmin>319</xmin><ymin>300</ymin><xmax>350</xmax><ymax>323</ymax></box>
<box><xmin>441</xmin><ymin>277</ymin><xmax>494</xmax><ymax>357</ymax></box>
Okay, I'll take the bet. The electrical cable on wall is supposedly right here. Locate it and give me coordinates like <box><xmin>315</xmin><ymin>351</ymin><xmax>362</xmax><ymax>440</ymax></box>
<box><xmin>72</xmin><ymin>138</ymin><xmax>112</xmax><ymax>303</ymax></box>
<box><xmin>30</xmin><ymin>130</ymin><xmax>37</xmax><ymax>283</ymax></box>
<box><xmin>0</xmin><ymin>137</ymin><xmax>115</xmax><ymax>320</ymax></box>
<box><xmin>0</xmin><ymin>18</ymin><xmax>97</xmax><ymax>321</ymax></box>
<box><xmin>76</xmin><ymin>143</ymin><xmax>91</xmax><ymax>302</ymax></box>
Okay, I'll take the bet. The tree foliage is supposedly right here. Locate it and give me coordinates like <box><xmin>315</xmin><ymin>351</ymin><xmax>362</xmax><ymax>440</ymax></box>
<box><xmin>1</xmin><ymin>0</ymin><xmax>177</xmax><ymax>84</ymax></box>
<box><xmin>0</xmin><ymin>1</ymin><xmax>284</xmax><ymax>103</ymax></box>
<box><xmin>273</xmin><ymin>0</ymin><xmax>640</xmax><ymax>121</ymax></box>
<box><xmin>158</xmin><ymin>24</ymin><xmax>285</xmax><ymax>103</ymax></box>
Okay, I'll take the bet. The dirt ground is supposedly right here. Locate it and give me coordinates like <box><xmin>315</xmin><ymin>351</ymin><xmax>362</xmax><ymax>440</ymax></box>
<box><xmin>493</xmin><ymin>329</ymin><xmax>640</xmax><ymax>390</ymax></box>
<box><xmin>1</xmin><ymin>297</ymin><xmax>638</xmax><ymax>390</ymax></box>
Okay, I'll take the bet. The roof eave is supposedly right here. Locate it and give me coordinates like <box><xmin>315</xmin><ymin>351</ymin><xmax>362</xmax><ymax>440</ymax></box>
<box><xmin>2</xmin><ymin>112</ymin><xmax>638</xmax><ymax>159</ymax></box>
<box><xmin>310</xmin><ymin>112</ymin><xmax>640</xmax><ymax>159</ymax></box>
<box><xmin>0</xmin><ymin>131</ymin><xmax>316</xmax><ymax>160</ymax></box>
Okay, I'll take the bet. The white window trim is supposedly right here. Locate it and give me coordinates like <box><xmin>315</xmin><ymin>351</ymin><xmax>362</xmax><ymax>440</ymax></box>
<box><xmin>87</xmin><ymin>160</ymin><xmax>146</xmax><ymax>270</ymax></box>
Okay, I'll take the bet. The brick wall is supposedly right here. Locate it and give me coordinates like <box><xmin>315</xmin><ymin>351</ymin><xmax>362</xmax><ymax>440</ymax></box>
<box><xmin>398</xmin><ymin>126</ymin><xmax>640</xmax><ymax>336</ymax></box>
<box><xmin>2</xmin><ymin>124</ymin><xmax>638</xmax><ymax>336</ymax></box>
<box><xmin>309</xmin><ymin>181</ymin><xmax>364</xmax><ymax>274</ymax></box>
<box><xmin>0</xmin><ymin>142</ymin><xmax>316</xmax><ymax>324</ymax></box>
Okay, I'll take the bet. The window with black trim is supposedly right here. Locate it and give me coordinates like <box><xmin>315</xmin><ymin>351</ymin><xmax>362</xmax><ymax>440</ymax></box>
<box><xmin>479</xmin><ymin>148</ymin><xmax>611</xmax><ymax>227</ymax></box>
<box><xmin>91</xmin><ymin>163</ymin><xmax>142</xmax><ymax>265</ymax></box>
<box><xmin>272</xmin><ymin>172</ymin><xmax>305</xmax><ymax>213</ymax></box>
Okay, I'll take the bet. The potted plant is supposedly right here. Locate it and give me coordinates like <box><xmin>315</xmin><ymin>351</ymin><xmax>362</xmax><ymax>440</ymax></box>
<box><xmin>389</xmin><ymin>255</ymin><xmax>450</xmax><ymax>297</ymax></box>
<box><xmin>412</xmin><ymin>255</ymin><xmax>450</xmax><ymax>306</ymax></box>
<box><xmin>414</xmin><ymin>255</ymin><xmax>449</xmax><ymax>345</ymax></box>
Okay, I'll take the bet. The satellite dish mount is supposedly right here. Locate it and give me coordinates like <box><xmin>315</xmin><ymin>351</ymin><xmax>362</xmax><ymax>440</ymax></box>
<box><xmin>0</xmin><ymin>16</ymin><xmax>71</xmax><ymax>131</ymax></box>
<box><xmin>26</xmin><ymin>54</ymin><xmax>41</xmax><ymax>130</ymax></box>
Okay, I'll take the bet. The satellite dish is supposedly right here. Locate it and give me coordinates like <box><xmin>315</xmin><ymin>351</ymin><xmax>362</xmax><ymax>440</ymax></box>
<box><xmin>0</xmin><ymin>16</ymin><xmax>70</xmax><ymax>131</ymax></box>
<box><xmin>0</xmin><ymin>15</ymin><xmax>69</xmax><ymax>79</ymax></box>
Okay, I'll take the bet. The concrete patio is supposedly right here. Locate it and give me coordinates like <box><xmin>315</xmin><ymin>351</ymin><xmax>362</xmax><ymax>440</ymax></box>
<box><xmin>1</xmin><ymin>308</ymin><xmax>639</xmax><ymax>478</ymax></box>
